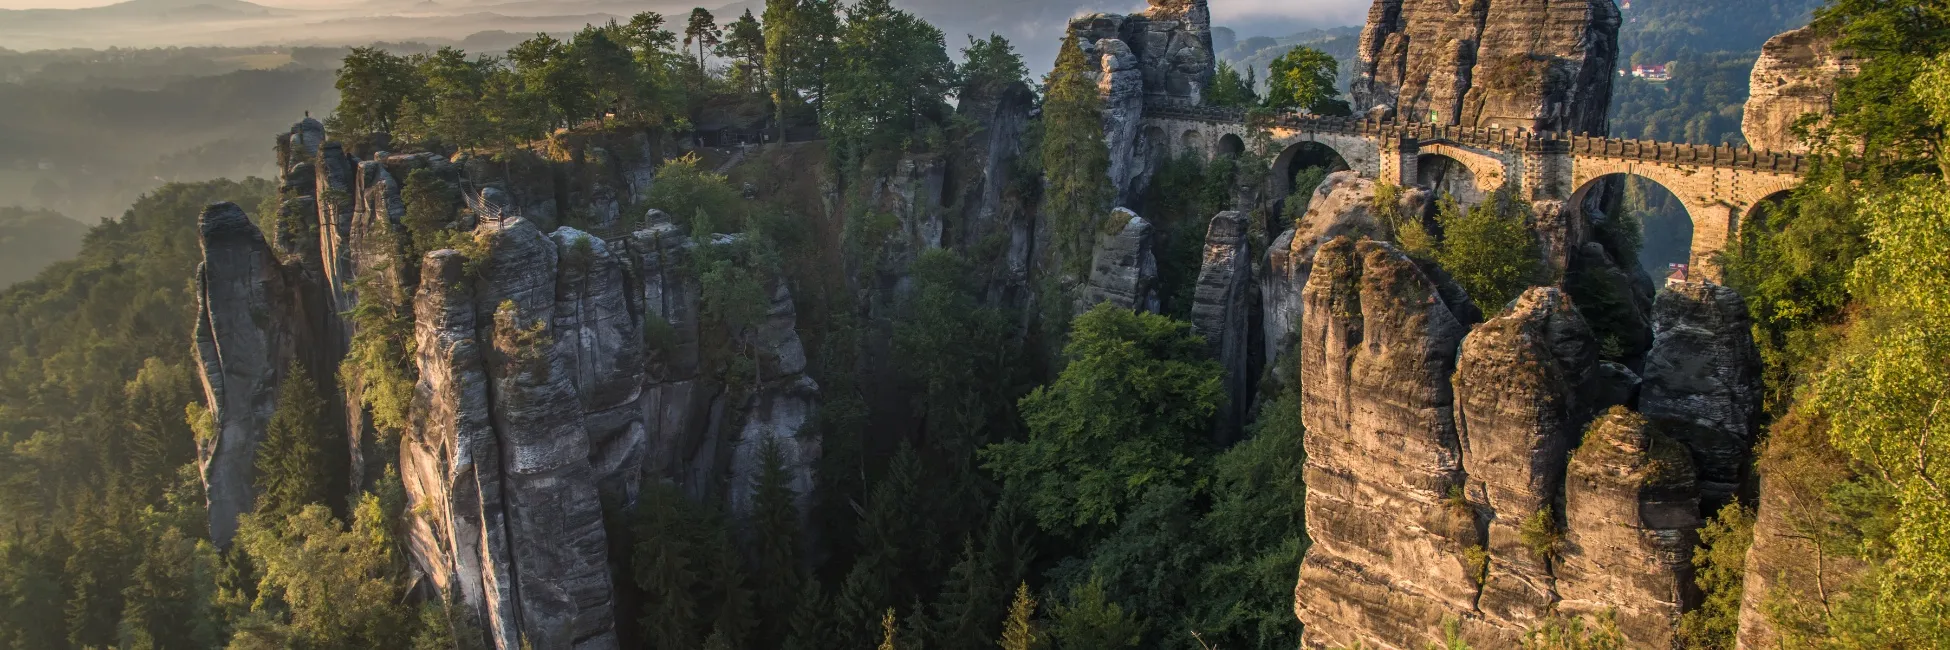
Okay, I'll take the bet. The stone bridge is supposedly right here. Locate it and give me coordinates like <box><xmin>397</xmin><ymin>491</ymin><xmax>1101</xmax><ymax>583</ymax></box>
<box><xmin>1140</xmin><ymin>102</ymin><xmax>1809</xmax><ymax>280</ymax></box>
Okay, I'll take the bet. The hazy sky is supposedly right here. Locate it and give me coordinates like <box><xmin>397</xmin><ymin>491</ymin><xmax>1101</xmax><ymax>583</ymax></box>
<box><xmin>0</xmin><ymin>0</ymin><xmax>1373</xmax><ymax>24</ymax></box>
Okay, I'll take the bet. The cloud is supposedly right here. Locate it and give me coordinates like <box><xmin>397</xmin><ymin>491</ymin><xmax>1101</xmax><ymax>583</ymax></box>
<box><xmin>1211</xmin><ymin>0</ymin><xmax>1369</xmax><ymax>27</ymax></box>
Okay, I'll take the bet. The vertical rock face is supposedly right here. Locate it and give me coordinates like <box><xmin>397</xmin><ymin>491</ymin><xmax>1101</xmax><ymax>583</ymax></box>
<box><xmin>1079</xmin><ymin>208</ymin><xmax>1161</xmax><ymax>312</ymax></box>
<box><xmin>1557</xmin><ymin>408</ymin><xmax>1701</xmax><ymax>649</ymax></box>
<box><xmin>1640</xmin><ymin>281</ymin><xmax>1762</xmax><ymax>505</ymax></box>
<box><xmin>1353</xmin><ymin>0</ymin><xmax>1621</xmax><ymax>133</ymax></box>
<box><xmin>1265</xmin><ymin>172</ymin><xmax>1428</xmax><ymax>364</ymax></box>
<box><xmin>193</xmin><ymin>202</ymin><xmax>302</xmax><ymax>548</ymax></box>
<box><xmin>198</xmin><ymin>120</ymin><xmax>823</xmax><ymax>649</ymax></box>
<box><xmin>1294</xmin><ymin>238</ymin><xmax>1476</xmax><ymax>650</ymax></box>
<box><xmin>1191</xmin><ymin>211</ymin><xmax>1256</xmax><ymax>443</ymax></box>
<box><xmin>1453</xmin><ymin>288</ymin><xmax>1597</xmax><ymax>632</ymax></box>
<box><xmin>1735</xmin><ymin>413</ymin><xmax>1868</xmax><ymax>650</ymax></box>
<box><xmin>1744</xmin><ymin>25</ymin><xmax>1855</xmax><ymax>154</ymax></box>
<box><xmin>1068</xmin><ymin>0</ymin><xmax>1215</xmax><ymax>206</ymax></box>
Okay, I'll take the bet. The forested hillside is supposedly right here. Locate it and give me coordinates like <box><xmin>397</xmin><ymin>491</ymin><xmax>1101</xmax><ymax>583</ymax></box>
<box><xmin>0</xmin><ymin>207</ymin><xmax>87</xmax><ymax>289</ymax></box>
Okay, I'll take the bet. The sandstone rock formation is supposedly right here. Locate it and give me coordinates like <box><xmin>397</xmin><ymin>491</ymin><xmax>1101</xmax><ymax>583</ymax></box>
<box><xmin>1190</xmin><ymin>211</ymin><xmax>1256</xmax><ymax>443</ymax></box>
<box><xmin>1745</xmin><ymin>25</ymin><xmax>1856</xmax><ymax>154</ymax></box>
<box><xmin>1453</xmin><ymin>288</ymin><xmax>1598</xmax><ymax>634</ymax></box>
<box><xmin>1294</xmin><ymin>237</ymin><xmax>1477</xmax><ymax>650</ymax></box>
<box><xmin>1068</xmin><ymin>0</ymin><xmax>1216</xmax><ymax>205</ymax></box>
<box><xmin>1352</xmin><ymin>0</ymin><xmax>1621</xmax><ymax>134</ymax></box>
<box><xmin>1265</xmin><ymin>172</ymin><xmax>1430</xmax><ymax>364</ymax></box>
<box><xmin>196</xmin><ymin>118</ymin><xmax>822</xmax><ymax>649</ymax></box>
<box><xmin>193</xmin><ymin>202</ymin><xmax>306</xmax><ymax>547</ymax></box>
<box><xmin>1079</xmin><ymin>208</ymin><xmax>1161</xmax><ymax>312</ymax></box>
<box><xmin>1557</xmin><ymin>407</ymin><xmax>1701</xmax><ymax>649</ymax></box>
<box><xmin>1640</xmin><ymin>281</ymin><xmax>1762</xmax><ymax>505</ymax></box>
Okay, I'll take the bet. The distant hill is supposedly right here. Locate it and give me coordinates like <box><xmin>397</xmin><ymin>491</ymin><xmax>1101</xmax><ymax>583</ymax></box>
<box><xmin>1213</xmin><ymin>25</ymin><xmax>1363</xmax><ymax>93</ymax></box>
<box><xmin>0</xmin><ymin>207</ymin><xmax>87</xmax><ymax>289</ymax></box>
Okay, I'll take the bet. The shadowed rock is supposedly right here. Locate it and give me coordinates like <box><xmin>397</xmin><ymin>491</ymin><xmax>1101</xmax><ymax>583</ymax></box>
<box><xmin>1557</xmin><ymin>407</ymin><xmax>1701</xmax><ymax>649</ymax></box>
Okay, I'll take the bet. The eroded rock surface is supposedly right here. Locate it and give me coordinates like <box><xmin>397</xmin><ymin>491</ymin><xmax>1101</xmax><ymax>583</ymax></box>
<box><xmin>1265</xmin><ymin>172</ymin><xmax>1429</xmax><ymax>364</ymax></box>
<box><xmin>1640</xmin><ymin>281</ymin><xmax>1762</xmax><ymax>505</ymax></box>
<box><xmin>1453</xmin><ymin>288</ymin><xmax>1598</xmax><ymax>633</ymax></box>
<box><xmin>1080</xmin><ymin>208</ymin><xmax>1161</xmax><ymax>312</ymax></box>
<box><xmin>193</xmin><ymin>202</ymin><xmax>305</xmax><ymax>547</ymax></box>
<box><xmin>1191</xmin><ymin>211</ymin><xmax>1255</xmax><ymax>443</ymax></box>
<box><xmin>1745</xmin><ymin>25</ymin><xmax>1855</xmax><ymax>154</ymax></box>
<box><xmin>1068</xmin><ymin>0</ymin><xmax>1216</xmax><ymax>205</ymax></box>
<box><xmin>1557</xmin><ymin>408</ymin><xmax>1701</xmax><ymax>649</ymax></box>
<box><xmin>1294</xmin><ymin>238</ymin><xmax>1475</xmax><ymax>650</ymax></box>
<box><xmin>1353</xmin><ymin>0</ymin><xmax>1621</xmax><ymax>133</ymax></box>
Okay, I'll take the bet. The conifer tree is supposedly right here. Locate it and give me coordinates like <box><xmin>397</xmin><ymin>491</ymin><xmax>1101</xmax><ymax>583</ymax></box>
<box><xmin>255</xmin><ymin>367</ymin><xmax>331</xmax><ymax>521</ymax></box>
<box><xmin>748</xmin><ymin>438</ymin><xmax>804</xmax><ymax>647</ymax></box>
<box><xmin>781</xmin><ymin>578</ymin><xmax>835</xmax><ymax>650</ymax></box>
<box><xmin>762</xmin><ymin>0</ymin><xmax>802</xmax><ymax>143</ymax></box>
<box><xmin>998</xmin><ymin>583</ymin><xmax>1042</xmax><ymax>650</ymax></box>
<box><xmin>926</xmin><ymin>538</ymin><xmax>1003</xmax><ymax>650</ymax></box>
<box><xmin>685</xmin><ymin>8</ymin><xmax>723</xmax><ymax>93</ymax></box>
<box><xmin>1041</xmin><ymin>35</ymin><xmax>1113</xmax><ymax>274</ymax></box>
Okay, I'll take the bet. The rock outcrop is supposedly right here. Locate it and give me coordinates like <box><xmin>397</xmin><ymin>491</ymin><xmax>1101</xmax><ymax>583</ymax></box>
<box><xmin>1556</xmin><ymin>408</ymin><xmax>1701</xmax><ymax>649</ymax></box>
<box><xmin>1190</xmin><ymin>211</ymin><xmax>1256</xmax><ymax>443</ymax></box>
<box><xmin>192</xmin><ymin>202</ymin><xmax>306</xmax><ymax>547</ymax></box>
<box><xmin>1735</xmin><ymin>412</ymin><xmax>1868</xmax><ymax>650</ymax></box>
<box><xmin>1264</xmin><ymin>172</ymin><xmax>1429</xmax><ymax>364</ymax></box>
<box><xmin>196</xmin><ymin>118</ymin><xmax>822</xmax><ymax>649</ymax></box>
<box><xmin>1068</xmin><ymin>0</ymin><xmax>1217</xmax><ymax>205</ymax></box>
<box><xmin>1640</xmin><ymin>281</ymin><xmax>1762</xmax><ymax>505</ymax></box>
<box><xmin>1079</xmin><ymin>208</ymin><xmax>1161</xmax><ymax>312</ymax></box>
<box><xmin>1453</xmin><ymin>288</ymin><xmax>1598</xmax><ymax>635</ymax></box>
<box><xmin>1745</xmin><ymin>25</ymin><xmax>1855</xmax><ymax>154</ymax></box>
<box><xmin>1294</xmin><ymin>238</ymin><xmax>1476</xmax><ymax>650</ymax></box>
<box><xmin>1352</xmin><ymin>0</ymin><xmax>1621</xmax><ymax>133</ymax></box>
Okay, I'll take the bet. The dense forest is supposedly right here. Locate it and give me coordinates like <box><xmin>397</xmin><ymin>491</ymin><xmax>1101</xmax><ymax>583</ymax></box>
<box><xmin>3</xmin><ymin>0</ymin><xmax>1949</xmax><ymax>648</ymax></box>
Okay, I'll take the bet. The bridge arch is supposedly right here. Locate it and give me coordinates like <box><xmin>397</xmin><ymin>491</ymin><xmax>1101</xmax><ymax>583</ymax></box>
<box><xmin>1567</xmin><ymin>171</ymin><xmax>1727</xmax><ymax>280</ymax></box>
<box><xmin>1415</xmin><ymin>143</ymin><xmax>1508</xmax><ymax>206</ymax></box>
<box><xmin>1272</xmin><ymin>140</ymin><xmax>1352</xmax><ymax>199</ymax></box>
<box><xmin>1218</xmin><ymin>133</ymin><xmax>1246</xmax><ymax>159</ymax></box>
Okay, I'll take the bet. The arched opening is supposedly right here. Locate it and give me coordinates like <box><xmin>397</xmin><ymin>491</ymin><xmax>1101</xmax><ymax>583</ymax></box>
<box><xmin>1143</xmin><ymin>125</ymin><xmax>1169</xmax><ymax>172</ymax></box>
<box><xmin>1570</xmin><ymin>174</ymin><xmax>1695</xmax><ymax>279</ymax></box>
<box><xmin>1218</xmin><ymin>133</ymin><xmax>1245</xmax><ymax>159</ymax></box>
<box><xmin>1417</xmin><ymin>154</ymin><xmax>1484</xmax><ymax>206</ymax></box>
<box><xmin>1272</xmin><ymin>140</ymin><xmax>1352</xmax><ymax>216</ymax></box>
<box><xmin>1181</xmin><ymin>130</ymin><xmax>1201</xmax><ymax>157</ymax></box>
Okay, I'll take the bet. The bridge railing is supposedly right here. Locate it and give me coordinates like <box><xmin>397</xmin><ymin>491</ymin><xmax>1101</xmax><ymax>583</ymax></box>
<box><xmin>1142</xmin><ymin>99</ymin><xmax>1810</xmax><ymax>174</ymax></box>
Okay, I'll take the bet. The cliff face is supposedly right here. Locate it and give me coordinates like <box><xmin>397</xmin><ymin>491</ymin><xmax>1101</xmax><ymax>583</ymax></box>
<box><xmin>1264</xmin><ymin>171</ymin><xmax>1429</xmax><ymax>364</ymax></box>
<box><xmin>1640</xmin><ymin>281</ymin><xmax>1762</xmax><ymax>506</ymax></box>
<box><xmin>195</xmin><ymin>120</ymin><xmax>820</xmax><ymax>649</ymax></box>
<box><xmin>1068</xmin><ymin>0</ymin><xmax>1217</xmax><ymax>206</ymax></box>
<box><xmin>1744</xmin><ymin>25</ymin><xmax>1855</xmax><ymax>154</ymax></box>
<box><xmin>1557</xmin><ymin>408</ymin><xmax>1701</xmax><ymax>649</ymax></box>
<box><xmin>1352</xmin><ymin>0</ymin><xmax>1621</xmax><ymax>133</ymax></box>
<box><xmin>1079</xmin><ymin>208</ymin><xmax>1162</xmax><ymax>312</ymax></box>
<box><xmin>1294</xmin><ymin>238</ymin><xmax>1477</xmax><ymax>650</ymax></box>
<box><xmin>1190</xmin><ymin>211</ymin><xmax>1257</xmax><ymax>443</ymax></box>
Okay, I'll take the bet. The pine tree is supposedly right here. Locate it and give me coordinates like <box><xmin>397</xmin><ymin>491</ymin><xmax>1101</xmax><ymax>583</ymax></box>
<box><xmin>879</xmin><ymin>608</ymin><xmax>903</xmax><ymax>650</ymax></box>
<box><xmin>781</xmin><ymin>578</ymin><xmax>835</xmax><ymax>650</ymax></box>
<box><xmin>926</xmin><ymin>538</ymin><xmax>1003</xmax><ymax>650</ymax></box>
<box><xmin>1048</xmin><ymin>576</ymin><xmax>1143</xmax><ymax>650</ymax></box>
<box><xmin>997</xmin><ymin>583</ymin><xmax>1042</xmax><ymax>650</ymax></box>
<box><xmin>633</xmin><ymin>486</ymin><xmax>703</xmax><ymax>648</ymax></box>
<box><xmin>684</xmin><ymin>8</ymin><xmax>723</xmax><ymax>93</ymax></box>
<box><xmin>1041</xmin><ymin>35</ymin><xmax>1113</xmax><ymax>274</ymax></box>
<box><xmin>748</xmin><ymin>437</ymin><xmax>804</xmax><ymax>647</ymax></box>
<box><xmin>254</xmin><ymin>367</ymin><xmax>332</xmax><ymax>521</ymax></box>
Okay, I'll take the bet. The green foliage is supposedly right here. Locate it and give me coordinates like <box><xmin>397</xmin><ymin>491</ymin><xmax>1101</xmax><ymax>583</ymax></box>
<box><xmin>821</xmin><ymin>0</ymin><xmax>956</xmax><ymax>162</ymax></box>
<box><xmin>1373</xmin><ymin>182</ymin><xmax>1432</xmax><ymax>256</ymax></box>
<box><xmin>685</xmin><ymin>8</ymin><xmax>725</xmax><ymax>92</ymax></box>
<box><xmin>1264</xmin><ymin>46</ymin><xmax>1350</xmax><ymax>116</ymax></box>
<box><xmin>343</xmin><ymin>267</ymin><xmax>417</xmax><ymax>436</ymax></box>
<box><xmin>1679</xmin><ymin>502</ymin><xmax>1755</xmax><ymax>649</ymax></box>
<box><xmin>1517</xmin><ymin>613</ymin><xmax>1625</xmax><ymax>650</ymax></box>
<box><xmin>254</xmin><ymin>368</ymin><xmax>334</xmax><ymax>521</ymax></box>
<box><xmin>400</xmin><ymin>168</ymin><xmax>460</xmax><ymax>251</ymax></box>
<box><xmin>328</xmin><ymin>47</ymin><xmax>418</xmax><ymax>140</ymax></box>
<box><xmin>233</xmin><ymin>477</ymin><xmax>413</xmax><ymax>650</ymax></box>
<box><xmin>1518</xmin><ymin>507</ymin><xmax>1563</xmax><ymax>562</ymax></box>
<box><xmin>1142</xmin><ymin>153</ymin><xmax>1239</xmax><ymax>318</ymax></box>
<box><xmin>1041</xmin><ymin>35</ymin><xmax>1113</xmax><ymax>273</ymax></box>
<box><xmin>648</xmin><ymin>154</ymin><xmax>745</xmax><ymax>235</ymax></box>
<box><xmin>630</xmin><ymin>481</ymin><xmax>754</xmax><ymax>649</ymax></box>
<box><xmin>747</xmin><ymin>438</ymin><xmax>805</xmax><ymax>648</ymax></box>
<box><xmin>1433</xmin><ymin>189</ymin><xmax>1543</xmax><ymax>310</ymax></box>
<box><xmin>1206</xmin><ymin>60</ymin><xmax>1259</xmax><ymax>108</ymax></box>
<box><xmin>1048</xmin><ymin>576</ymin><xmax>1144</xmax><ymax>650</ymax></box>
<box><xmin>1282</xmin><ymin>165</ymin><xmax>1330</xmax><ymax>224</ymax></box>
<box><xmin>959</xmin><ymin>34</ymin><xmax>1030</xmax><ymax>100</ymax></box>
<box><xmin>719</xmin><ymin>10</ymin><xmax>769</xmax><ymax>94</ymax></box>
<box><xmin>0</xmin><ymin>206</ymin><xmax>88</xmax><ymax>289</ymax></box>
<box><xmin>1185</xmin><ymin>390</ymin><xmax>1308</xmax><ymax>649</ymax></box>
<box><xmin>1463</xmin><ymin>545</ymin><xmax>1489</xmax><ymax>587</ymax></box>
<box><xmin>895</xmin><ymin>249</ymin><xmax>1024</xmax><ymax>457</ymax></box>
<box><xmin>983</xmin><ymin>305</ymin><xmax>1222</xmax><ymax>538</ymax></box>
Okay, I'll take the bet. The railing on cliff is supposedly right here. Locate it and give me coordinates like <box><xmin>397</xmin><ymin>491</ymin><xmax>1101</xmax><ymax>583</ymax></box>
<box><xmin>1142</xmin><ymin>100</ymin><xmax>1811</xmax><ymax>175</ymax></box>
